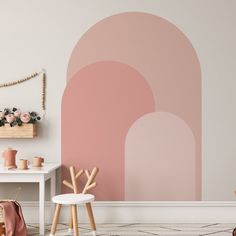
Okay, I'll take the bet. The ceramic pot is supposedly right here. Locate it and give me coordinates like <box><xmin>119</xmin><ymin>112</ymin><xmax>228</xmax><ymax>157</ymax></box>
<box><xmin>2</xmin><ymin>148</ymin><xmax>17</xmax><ymax>168</ymax></box>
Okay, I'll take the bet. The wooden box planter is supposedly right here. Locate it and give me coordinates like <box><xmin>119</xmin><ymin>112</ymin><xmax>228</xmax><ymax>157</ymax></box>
<box><xmin>0</xmin><ymin>124</ymin><xmax>37</xmax><ymax>138</ymax></box>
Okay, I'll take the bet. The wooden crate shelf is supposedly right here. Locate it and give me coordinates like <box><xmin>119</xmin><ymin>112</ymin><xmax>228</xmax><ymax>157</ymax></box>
<box><xmin>0</xmin><ymin>124</ymin><xmax>37</xmax><ymax>138</ymax></box>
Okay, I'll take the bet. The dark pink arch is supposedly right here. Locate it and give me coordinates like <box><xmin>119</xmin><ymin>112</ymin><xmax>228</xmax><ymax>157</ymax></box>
<box><xmin>62</xmin><ymin>61</ymin><xmax>155</xmax><ymax>200</ymax></box>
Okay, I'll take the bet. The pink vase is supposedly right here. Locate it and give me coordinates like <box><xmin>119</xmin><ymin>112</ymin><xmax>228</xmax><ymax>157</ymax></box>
<box><xmin>2</xmin><ymin>148</ymin><xmax>17</xmax><ymax>168</ymax></box>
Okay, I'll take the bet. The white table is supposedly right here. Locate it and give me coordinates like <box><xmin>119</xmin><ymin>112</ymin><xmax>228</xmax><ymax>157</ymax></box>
<box><xmin>0</xmin><ymin>163</ymin><xmax>60</xmax><ymax>235</ymax></box>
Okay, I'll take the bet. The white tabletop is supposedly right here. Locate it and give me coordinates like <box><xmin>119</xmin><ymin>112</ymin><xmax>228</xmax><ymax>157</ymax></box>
<box><xmin>0</xmin><ymin>162</ymin><xmax>60</xmax><ymax>174</ymax></box>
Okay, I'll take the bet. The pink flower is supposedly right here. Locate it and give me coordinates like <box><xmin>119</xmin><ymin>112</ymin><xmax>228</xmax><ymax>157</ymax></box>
<box><xmin>14</xmin><ymin>110</ymin><xmax>21</xmax><ymax>117</ymax></box>
<box><xmin>0</xmin><ymin>111</ymin><xmax>5</xmax><ymax>119</ymax></box>
<box><xmin>6</xmin><ymin>114</ymin><xmax>15</xmax><ymax>123</ymax></box>
<box><xmin>20</xmin><ymin>112</ymin><xmax>31</xmax><ymax>123</ymax></box>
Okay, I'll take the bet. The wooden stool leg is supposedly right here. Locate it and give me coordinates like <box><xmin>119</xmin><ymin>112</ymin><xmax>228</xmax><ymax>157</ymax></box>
<box><xmin>86</xmin><ymin>202</ymin><xmax>96</xmax><ymax>235</ymax></box>
<box><xmin>72</xmin><ymin>205</ymin><xmax>79</xmax><ymax>236</ymax></box>
<box><xmin>68</xmin><ymin>205</ymin><xmax>73</xmax><ymax>233</ymax></box>
<box><xmin>50</xmin><ymin>204</ymin><xmax>61</xmax><ymax>236</ymax></box>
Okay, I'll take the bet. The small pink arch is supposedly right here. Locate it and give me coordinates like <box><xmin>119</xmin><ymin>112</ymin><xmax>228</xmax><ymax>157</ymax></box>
<box><xmin>125</xmin><ymin>112</ymin><xmax>196</xmax><ymax>200</ymax></box>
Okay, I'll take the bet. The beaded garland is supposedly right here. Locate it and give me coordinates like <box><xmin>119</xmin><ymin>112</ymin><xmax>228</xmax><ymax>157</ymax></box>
<box><xmin>0</xmin><ymin>69</ymin><xmax>46</xmax><ymax>118</ymax></box>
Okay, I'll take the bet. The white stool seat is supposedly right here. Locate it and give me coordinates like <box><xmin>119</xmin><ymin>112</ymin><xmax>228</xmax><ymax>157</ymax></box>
<box><xmin>52</xmin><ymin>193</ymin><xmax>95</xmax><ymax>205</ymax></box>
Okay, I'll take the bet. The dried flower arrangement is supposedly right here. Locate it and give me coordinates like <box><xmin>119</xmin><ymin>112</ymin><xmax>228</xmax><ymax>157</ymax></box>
<box><xmin>0</xmin><ymin>108</ymin><xmax>41</xmax><ymax>127</ymax></box>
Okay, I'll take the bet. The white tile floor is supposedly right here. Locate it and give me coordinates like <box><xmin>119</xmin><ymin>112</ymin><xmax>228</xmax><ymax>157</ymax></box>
<box><xmin>27</xmin><ymin>223</ymin><xmax>236</xmax><ymax>235</ymax></box>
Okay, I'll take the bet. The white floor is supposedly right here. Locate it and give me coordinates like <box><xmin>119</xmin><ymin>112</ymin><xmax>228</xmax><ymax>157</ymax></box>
<box><xmin>27</xmin><ymin>223</ymin><xmax>236</xmax><ymax>235</ymax></box>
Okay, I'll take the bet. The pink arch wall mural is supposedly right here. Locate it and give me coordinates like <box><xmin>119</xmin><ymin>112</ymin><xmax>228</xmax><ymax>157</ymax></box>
<box><xmin>62</xmin><ymin>12</ymin><xmax>201</xmax><ymax>200</ymax></box>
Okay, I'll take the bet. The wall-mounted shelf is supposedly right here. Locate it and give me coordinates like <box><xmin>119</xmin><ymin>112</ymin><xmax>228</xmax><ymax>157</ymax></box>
<box><xmin>0</xmin><ymin>124</ymin><xmax>37</xmax><ymax>138</ymax></box>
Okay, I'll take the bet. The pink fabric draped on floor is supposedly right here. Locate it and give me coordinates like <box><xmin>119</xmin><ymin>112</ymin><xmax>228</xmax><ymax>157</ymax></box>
<box><xmin>0</xmin><ymin>201</ymin><xmax>27</xmax><ymax>236</ymax></box>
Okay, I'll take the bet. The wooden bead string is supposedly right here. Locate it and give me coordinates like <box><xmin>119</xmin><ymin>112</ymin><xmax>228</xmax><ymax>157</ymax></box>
<box><xmin>0</xmin><ymin>72</ymin><xmax>39</xmax><ymax>88</ymax></box>
<box><xmin>0</xmin><ymin>69</ymin><xmax>46</xmax><ymax>118</ymax></box>
<box><xmin>42</xmin><ymin>71</ymin><xmax>46</xmax><ymax>111</ymax></box>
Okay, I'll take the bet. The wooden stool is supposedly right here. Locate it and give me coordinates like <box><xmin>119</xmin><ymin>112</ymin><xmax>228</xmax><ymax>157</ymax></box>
<box><xmin>50</xmin><ymin>166</ymin><xmax>99</xmax><ymax>236</ymax></box>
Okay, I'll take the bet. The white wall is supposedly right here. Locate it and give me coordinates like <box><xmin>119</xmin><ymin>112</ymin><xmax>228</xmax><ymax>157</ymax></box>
<box><xmin>0</xmin><ymin>0</ymin><xmax>235</xmax><ymax>201</ymax></box>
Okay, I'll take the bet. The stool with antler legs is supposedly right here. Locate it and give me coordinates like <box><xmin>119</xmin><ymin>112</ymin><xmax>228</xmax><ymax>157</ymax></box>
<box><xmin>50</xmin><ymin>166</ymin><xmax>99</xmax><ymax>236</ymax></box>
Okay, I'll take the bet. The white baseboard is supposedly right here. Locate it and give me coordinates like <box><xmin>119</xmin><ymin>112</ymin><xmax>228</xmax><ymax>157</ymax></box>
<box><xmin>20</xmin><ymin>201</ymin><xmax>236</xmax><ymax>224</ymax></box>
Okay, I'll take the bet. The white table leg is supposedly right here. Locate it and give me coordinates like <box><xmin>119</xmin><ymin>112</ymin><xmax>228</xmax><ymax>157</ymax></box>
<box><xmin>50</xmin><ymin>171</ymin><xmax>56</xmax><ymax>218</ymax></box>
<box><xmin>39</xmin><ymin>177</ymin><xmax>45</xmax><ymax>235</ymax></box>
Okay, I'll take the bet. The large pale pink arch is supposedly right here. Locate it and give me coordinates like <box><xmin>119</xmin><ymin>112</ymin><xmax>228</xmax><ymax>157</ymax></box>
<box><xmin>125</xmin><ymin>112</ymin><xmax>196</xmax><ymax>200</ymax></box>
<box><xmin>67</xmin><ymin>12</ymin><xmax>201</xmax><ymax>199</ymax></box>
<box><xmin>62</xmin><ymin>61</ymin><xmax>155</xmax><ymax>200</ymax></box>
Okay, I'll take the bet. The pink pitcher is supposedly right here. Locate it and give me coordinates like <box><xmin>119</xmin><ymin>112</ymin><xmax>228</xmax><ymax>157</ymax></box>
<box><xmin>2</xmin><ymin>148</ymin><xmax>17</xmax><ymax>168</ymax></box>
